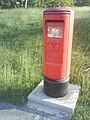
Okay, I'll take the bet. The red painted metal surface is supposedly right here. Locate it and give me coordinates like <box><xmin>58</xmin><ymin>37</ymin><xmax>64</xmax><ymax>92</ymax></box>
<box><xmin>43</xmin><ymin>8</ymin><xmax>74</xmax><ymax>80</ymax></box>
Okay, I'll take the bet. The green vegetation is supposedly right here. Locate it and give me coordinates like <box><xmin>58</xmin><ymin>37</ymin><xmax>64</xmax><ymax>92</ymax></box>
<box><xmin>71</xmin><ymin>7</ymin><xmax>90</xmax><ymax>120</ymax></box>
<box><xmin>0</xmin><ymin>8</ymin><xmax>43</xmax><ymax>104</ymax></box>
<box><xmin>28</xmin><ymin>0</ymin><xmax>74</xmax><ymax>8</ymax></box>
<box><xmin>0</xmin><ymin>0</ymin><xmax>74</xmax><ymax>9</ymax></box>
<box><xmin>0</xmin><ymin>0</ymin><xmax>90</xmax><ymax>9</ymax></box>
<box><xmin>75</xmin><ymin>0</ymin><xmax>90</xmax><ymax>6</ymax></box>
<box><xmin>0</xmin><ymin>7</ymin><xmax>90</xmax><ymax>119</ymax></box>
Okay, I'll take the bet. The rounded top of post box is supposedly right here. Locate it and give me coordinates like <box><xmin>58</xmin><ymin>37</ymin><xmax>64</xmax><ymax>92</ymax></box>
<box><xmin>44</xmin><ymin>7</ymin><xmax>74</xmax><ymax>15</ymax></box>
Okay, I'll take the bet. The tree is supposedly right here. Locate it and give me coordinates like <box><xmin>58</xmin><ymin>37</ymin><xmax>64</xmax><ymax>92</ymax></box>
<box><xmin>0</xmin><ymin>0</ymin><xmax>16</xmax><ymax>8</ymax></box>
<box><xmin>24</xmin><ymin>0</ymin><xmax>28</xmax><ymax>8</ymax></box>
<box><xmin>84</xmin><ymin>0</ymin><xmax>90</xmax><ymax>5</ymax></box>
<box><xmin>75</xmin><ymin>0</ymin><xmax>90</xmax><ymax>6</ymax></box>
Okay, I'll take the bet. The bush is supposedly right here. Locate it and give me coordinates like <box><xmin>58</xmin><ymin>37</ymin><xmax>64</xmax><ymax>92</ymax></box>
<box><xmin>60</xmin><ymin>0</ymin><xmax>74</xmax><ymax>7</ymax></box>
<box><xmin>1</xmin><ymin>0</ymin><xmax>16</xmax><ymax>9</ymax></box>
<box><xmin>28</xmin><ymin>0</ymin><xmax>74</xmax><ymax>8</ymax></box>
<box><xmin>0</xmin><ymin>0</ymin><xmax>27</xmax><ymax>9</ymax></box>
<box><xmin>75</xmin><ymin>0</ymin><xmax>90</xmax><ymax>6</ymax></box>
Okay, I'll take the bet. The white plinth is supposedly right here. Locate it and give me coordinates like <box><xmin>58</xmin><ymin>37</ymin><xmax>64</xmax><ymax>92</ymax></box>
<box><xmin>26</xmin><ymin>80</ymin><xmax>80</xmax><ymax>120</ymax></box>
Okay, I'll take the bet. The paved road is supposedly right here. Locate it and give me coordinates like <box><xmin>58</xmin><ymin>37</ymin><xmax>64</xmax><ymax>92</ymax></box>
<box><xmin>0</xmin><ymin>103</ymin><xmax>60</xmax><ymax>120</ymax></box>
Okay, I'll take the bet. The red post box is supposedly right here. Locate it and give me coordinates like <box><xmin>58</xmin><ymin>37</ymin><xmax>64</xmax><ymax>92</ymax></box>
<box><xmin>43</xmin><ymin>8</ymin><xmax>74</xmax><ymax>97</ymax></box>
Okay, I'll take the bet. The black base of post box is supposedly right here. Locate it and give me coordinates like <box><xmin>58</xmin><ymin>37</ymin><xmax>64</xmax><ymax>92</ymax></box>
<box><xmin>44</xmin><ymin>76</ymin><xmax>69</xmax><ymax>98</ymax></box>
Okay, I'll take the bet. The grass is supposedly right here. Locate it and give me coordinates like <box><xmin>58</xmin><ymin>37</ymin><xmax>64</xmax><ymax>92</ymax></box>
<box><xmin>70</xmin><ymin>7</ymin><xmax>90</xmax><ymax>120</ymax></box>
<box><xmin>0</xmin><ymin>8</ymin><xmax>43</xmax><ymax>104</ymax></box>
<box><xmin>0</xmin><ymin>7</ymin><xmax>90</xmax><ymax>119</ymax></box>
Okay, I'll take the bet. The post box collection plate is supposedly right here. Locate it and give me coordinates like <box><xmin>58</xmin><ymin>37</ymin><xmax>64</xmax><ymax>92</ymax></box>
<box><xmin>47</xmin><ymin>26</ymin><xmax>63</xmax><ymax>38</ymax></box>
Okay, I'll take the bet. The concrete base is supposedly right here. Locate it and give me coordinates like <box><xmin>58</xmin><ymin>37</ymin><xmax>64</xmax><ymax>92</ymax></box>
<box><xmin>26</xmin><ymin>80</ymin><xmax>80</xmax><ymax>120</ymax></box>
